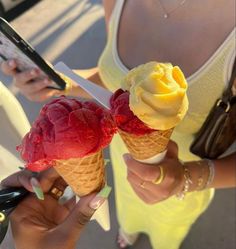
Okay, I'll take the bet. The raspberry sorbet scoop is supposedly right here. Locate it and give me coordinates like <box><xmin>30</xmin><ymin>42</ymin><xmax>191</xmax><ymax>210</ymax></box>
<box><xmin>110</xmin><ymin>89</ymin><xmax>155</xmax><ymax>135</ymax></box>
<box><xmin>17</xmin><ymin>96</ymin><xmax>117</xmax><ymax>172</ymax></box>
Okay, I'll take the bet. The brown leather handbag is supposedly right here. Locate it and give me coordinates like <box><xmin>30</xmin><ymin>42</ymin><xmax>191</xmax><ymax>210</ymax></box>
<box><xmin>190</xmin><ymin>57</ymin><xmax>236</xmax><ymax>159</ymax></box>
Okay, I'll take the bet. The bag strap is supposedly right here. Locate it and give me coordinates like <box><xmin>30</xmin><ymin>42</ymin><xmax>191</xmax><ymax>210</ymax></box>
<box><xmin>222</xmin><ymin>56</ymin><xmax>236</xmax><ymax>102</ymax></box>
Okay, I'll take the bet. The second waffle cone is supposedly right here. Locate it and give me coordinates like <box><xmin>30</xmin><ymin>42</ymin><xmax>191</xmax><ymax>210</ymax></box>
<box><xmin>119</xmin><ymin>129</ymin><xmax>173</xmax><ymax>160</ymax></box>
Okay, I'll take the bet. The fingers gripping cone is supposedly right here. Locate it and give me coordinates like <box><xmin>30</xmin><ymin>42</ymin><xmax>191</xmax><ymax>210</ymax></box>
<box><xmin>54</xmin><ymin>150</ymin><xmax>111</xmax><ymax>231</ymax></box>
<box><xmin>76</xmin><ymin>195</ymin><xmax>111</xmax><ymax>231</ymax></box>
<box><xmin>16</xmin><ymin>96</ymin><xmax>117</xmax><ymax>231</ymax></box>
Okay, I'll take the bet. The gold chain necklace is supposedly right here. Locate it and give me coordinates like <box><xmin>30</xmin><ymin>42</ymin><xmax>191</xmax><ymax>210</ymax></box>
<box><xmin>157</xmin><ymin>0</ymin><xmax>187</xmax><ymax>19</ymax></box>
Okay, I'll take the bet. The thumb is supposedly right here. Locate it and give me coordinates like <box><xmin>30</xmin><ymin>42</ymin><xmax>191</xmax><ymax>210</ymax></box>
<box><xmin>55</xmin><ymin>193</ymin><xmax>97</xmax><ymax>242</ymax></box>
<box><xmin>166</xmin><ymin>140</ymin><xmax>178</xmax><ymax>159</ymax></box>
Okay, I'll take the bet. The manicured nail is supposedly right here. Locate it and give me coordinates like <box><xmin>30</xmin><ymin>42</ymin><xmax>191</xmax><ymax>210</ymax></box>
<box><xmin>89</xmin><ymin>185</ymin><xmax>111</xmax><ymax>210</ymax></box>
<box><xmin>43</xmin><ymin>79</ymin><xmax>50</xmax><ymax>85</ymax></box>
<box><xmin>98</xmin><ymin>185</ymin><xmax>112</xmax><ymax>198</ymax></box>
<box><xmin>104</xmin><ymin>159</ymin><xmax>110</xmax><ymax>167</ymax></box>
<box><xmin>30</xmin><ymin>177</ymin><xmax>44</xmax><ymax>200</ymax></box>
<box><xmin>8</xmin><ymin>60</ymin><xmax>15</xmax><ymax>67</ymax></box>
<box><xmin>30</xmin><ymin>69</ymin><xmax>38</xmax><ymax>76</ymax></box>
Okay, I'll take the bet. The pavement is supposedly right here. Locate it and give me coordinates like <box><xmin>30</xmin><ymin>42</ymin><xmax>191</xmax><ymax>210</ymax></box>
<box><xmin>0</xmin><ymin>0</ymin><xmax>235</xmax><ymax>248</ymax></box>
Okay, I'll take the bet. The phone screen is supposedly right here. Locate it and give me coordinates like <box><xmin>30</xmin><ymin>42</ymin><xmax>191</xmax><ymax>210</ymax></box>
<box><xmin>0</xmin><ymin>18</ymin><xmax>66</xmax><ymax>90</ymax></box>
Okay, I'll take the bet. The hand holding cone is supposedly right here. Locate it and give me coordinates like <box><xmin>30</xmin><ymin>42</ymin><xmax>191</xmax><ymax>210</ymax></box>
<box><xmin>17</xmin><ymin>96</ymin><xmax>117</xmax><ymax>230</ymax></box>
<box><xmin>110</xmin><ymin>62</ymin><xmax>189</xmax><ymax>163</ymax></box>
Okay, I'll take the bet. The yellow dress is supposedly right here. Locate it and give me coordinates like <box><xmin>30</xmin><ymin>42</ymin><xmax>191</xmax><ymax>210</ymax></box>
<box><xmin>98</xmin><ymin>1</ymin><xmax>236</xmax><ymax>248</ymax></box>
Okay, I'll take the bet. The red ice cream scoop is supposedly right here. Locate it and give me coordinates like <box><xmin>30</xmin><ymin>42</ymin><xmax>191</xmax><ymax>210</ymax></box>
<box><xmin>110</xmin><ymin>89</ymin><xmax>155</xmax><ymax>135</ymax></box>
<box><xmin>17</xmin><ymin>96</ymin><xmax>117</xmax><ymax>172</ymax></box>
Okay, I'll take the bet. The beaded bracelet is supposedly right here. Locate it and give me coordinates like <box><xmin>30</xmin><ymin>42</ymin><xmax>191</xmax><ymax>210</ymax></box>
<box><xmin>176</xmin><ymin>162</ymin><xmax>193</xmax><ymax>200</ymax></box>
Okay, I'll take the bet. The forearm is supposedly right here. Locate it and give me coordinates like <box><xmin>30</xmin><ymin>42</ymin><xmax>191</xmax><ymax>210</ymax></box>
<box><xmin>186</xmin><ymin>152</ymin><xmax>236</xmax><ymax>191</ymax></box>
<box><xmin>63</xmin><ymin>67</ymin><xmax>106</xmax><ymax>98</ymax></box>
<box><xmin>210</xmin><ymin>152</ymin><xmax>236</xmax><ymax>188</ymax></box>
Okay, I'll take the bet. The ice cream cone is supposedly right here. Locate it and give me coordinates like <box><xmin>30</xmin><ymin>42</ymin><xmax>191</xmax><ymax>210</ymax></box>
<box><xmin>119</xmin><ymin>128</ymin><xmax>173</xmax><ymax>161</ymax></box>
<box><xmin>54</xmin><ymin>150</ymin><xmax>105</xmax><ymax>197</ymax></box>
<box><xmin>111</xmin><ymin>62</ymin><xmax>188</xmax><ymax>164</ymax></box>
<box><xmin>17</xmin><ymin>96</ymin><xmax>117</xmax><ymax>232</ymax></box>
<box><xmin>54</xmin><ymin>150</ymin><xmax>110</xmax><ymax>231</ymax></box>
<box><xmin>54</xmin><ymin>150</ymin><xmax>111</xmax><ymax>231</ymax></box>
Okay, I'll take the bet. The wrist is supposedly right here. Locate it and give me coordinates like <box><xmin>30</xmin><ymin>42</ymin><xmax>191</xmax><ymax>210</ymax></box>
<box><xmin>184</xmin><ymin>160</ymin><xmax>215</xmax><ymax>191</ymax></box>
<box><xmin>176</xmin><ymin>162</ymin><xmax>193</xmax><ymax>200</ymax></box>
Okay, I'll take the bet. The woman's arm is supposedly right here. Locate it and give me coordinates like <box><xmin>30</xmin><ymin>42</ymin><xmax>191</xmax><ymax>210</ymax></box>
<box><xmin>124</xmin><ymin>143</ymin><xmax>236</xmax><ymax>205</ymax></box>
<box><xmin>187</xmin><ymin>152</ymin><xmax>236</xmax><ymax>190</ymax></box>
<box><xmin>66</xmin><ymin>1</ymin><xmax>117</xmax><ymax>98</ymax></box>
<box><xmin>102</xmin><ymin>0</ymin><xmax>116</xmax><ymax>30</ymax></box>
<box><xmin>65</xmin><ymin>68</ymin><xmax>105</xmax><ymax>98</ymax></box>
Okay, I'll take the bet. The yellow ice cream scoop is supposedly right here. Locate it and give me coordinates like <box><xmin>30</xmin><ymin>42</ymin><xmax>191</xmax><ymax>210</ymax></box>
<box><xmin>121</xmin><ymin>62</ymin><xmax>189</xmax><ymax>130</ymax></box>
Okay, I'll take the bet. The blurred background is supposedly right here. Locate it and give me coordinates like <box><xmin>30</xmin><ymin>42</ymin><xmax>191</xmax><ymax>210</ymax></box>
<box><xmin>0</xmin><ymin>1</ymin><xmax>235</xmax><ymax>249</ymax></box>
<box><xmin>0</xmin><ymin>0</ymin><xmax>41</xmax><ymax>21</ymax></box>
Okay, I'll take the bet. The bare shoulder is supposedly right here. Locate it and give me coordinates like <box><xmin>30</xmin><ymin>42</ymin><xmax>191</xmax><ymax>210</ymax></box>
<box><xmin>102</xmin><ymin>0</ymin><xmax>116</xmax><ymax>26</ymax></box>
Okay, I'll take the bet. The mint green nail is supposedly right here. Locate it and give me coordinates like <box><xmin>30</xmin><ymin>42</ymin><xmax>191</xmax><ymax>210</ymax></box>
<box><xmin>32</xmin><ymin>186</ymin><xmax>44</xmax><ymax>200</ymax></box>
<box><xmin>104</xmin><ymin>159</ymin><xmax>110</xmax><ymax>167</ymax></box>
<box><xmin>97</xmin><ymin>185</ymin><xmax>112</xmax><ymax>198</ymax></box>
<box><xmin>30</xmin><ymin>177</ymin><xmax>44</xmax><ymax>200</ymax></box>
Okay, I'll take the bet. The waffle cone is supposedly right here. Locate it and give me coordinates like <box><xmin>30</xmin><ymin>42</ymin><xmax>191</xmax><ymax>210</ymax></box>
<box><xmin>119</xmin><ymin>128</ymin><xmax>174</xmax><ymax>160</ymax></box>
<box><xmin>54</xmin><ymin>150</ymin><xmax>105</xmax><ymax>196</ymax></box>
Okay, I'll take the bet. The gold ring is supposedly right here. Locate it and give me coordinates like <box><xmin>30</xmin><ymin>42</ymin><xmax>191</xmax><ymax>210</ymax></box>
<box><xmin>153</xmin><ymin>166</ymin><xmax>165</xmax><ymax>185</ymax></box>
<box><xmin>49</xmin><ymin>187</ymin><xmax>64</xmax><ymax>200</ymax></box>
<box><xmin>140</xmin><ymin>181</ymin><xmax>146</xmax><ymax>189</ymax></box>
<box><xmin>0</xmin><ymin>212</ymin><xmax>5</xmax><ymax>223</ymax></box>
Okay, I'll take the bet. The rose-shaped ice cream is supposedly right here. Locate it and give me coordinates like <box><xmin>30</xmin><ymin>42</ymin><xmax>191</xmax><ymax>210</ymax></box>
<box><xmin>17</xmin><ymin>96</ymin><xmax>117</xmax><ymax>172</ymax></box>
<box><xmin>121</xmin><ymin>62</ymin><xmax>188</xmax><ymax>130</ymax></box>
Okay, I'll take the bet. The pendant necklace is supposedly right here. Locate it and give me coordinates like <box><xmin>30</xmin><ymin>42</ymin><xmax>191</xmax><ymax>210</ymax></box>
<box><xmin>157</xmin><ymin>0</ymin><xmax>187</xmax><ymax>19</ymax></box>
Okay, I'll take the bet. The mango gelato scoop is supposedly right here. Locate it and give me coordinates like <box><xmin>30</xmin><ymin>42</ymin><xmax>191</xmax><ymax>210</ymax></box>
<box><xmin>121</xmin><ymin>62</ymin><xmax>189</xmax><ymax>130</ymax></box>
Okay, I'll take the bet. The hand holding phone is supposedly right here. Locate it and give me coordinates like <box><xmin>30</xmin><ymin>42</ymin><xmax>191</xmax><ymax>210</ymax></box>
<box><xmin>0</xmin><ymin>18</ymin><xmax>66</xmax><ymax>101</ymax></box>
<box><xmin>1</xmin><ymin>60</ymin><xmax>61</xmax><ymax>101</ymax></box>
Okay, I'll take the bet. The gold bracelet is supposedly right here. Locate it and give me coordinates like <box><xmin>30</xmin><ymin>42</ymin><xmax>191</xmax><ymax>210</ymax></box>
<box><xmin>195</xmin><ymin>160</ymin><xmax>215</xmax><ymax>191</ymax></box>
<box><xmin>195</xmin><ymin>161</ymin><xmax>210</xmax><ymax>191</ymax></box>
<box><xmin>176</xmin><ymin>162</ymin><xmax>193</xmax><ymax>200</ymax></box>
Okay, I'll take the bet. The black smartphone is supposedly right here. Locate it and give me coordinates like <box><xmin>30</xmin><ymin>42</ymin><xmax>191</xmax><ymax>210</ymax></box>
<box><xmin>0</xmin><ymin>17</ymin><xmax>66</xmax><ymax>90</ymax></box>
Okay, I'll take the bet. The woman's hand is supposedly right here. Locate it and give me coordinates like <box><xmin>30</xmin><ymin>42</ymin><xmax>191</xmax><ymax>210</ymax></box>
<box><xmin>1</xmin><ymin>59</ymin><xmax>58</xmax><ymax>102</ymax></box>
<box><xmin>0</xmin><ymin>60</ymin><xmax>105</xmax><ymax>101</ymax></box>
<box><xmin>123</xmin><ymin>141</ymin><xmax>185</xmax><ymax>204</ymax></box>
<box><xmin>1</xmin><ymin>169</ymin><xmax>105</xmax><ymax>249</ymax></box>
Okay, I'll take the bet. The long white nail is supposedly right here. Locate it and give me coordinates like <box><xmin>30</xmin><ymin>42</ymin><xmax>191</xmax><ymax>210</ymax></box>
<box><xmin>89</xmin><ymin>186</ymin><xmax>112</xmax><ymax>210</ymax></box>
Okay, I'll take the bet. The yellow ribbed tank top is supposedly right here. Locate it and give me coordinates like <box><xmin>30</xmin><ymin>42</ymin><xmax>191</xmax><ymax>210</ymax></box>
<box><xmin>98</xmin><ymin>1</ymin><xmax>235</xmax><ymax>248</ymax></box>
